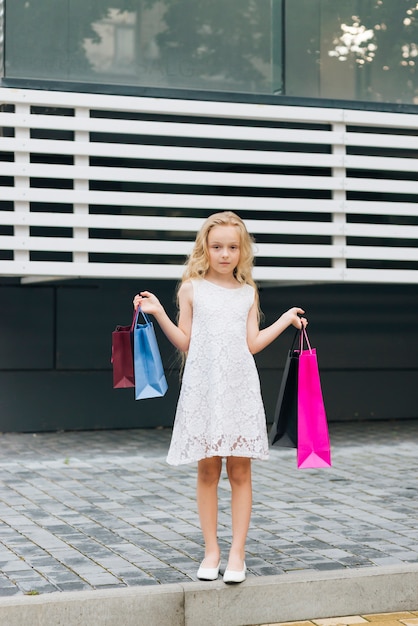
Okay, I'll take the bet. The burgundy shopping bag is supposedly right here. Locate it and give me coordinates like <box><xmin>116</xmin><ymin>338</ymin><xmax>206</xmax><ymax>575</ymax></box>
<box><xmin>297</xmin><ymin>329</ymin><xmax>331</xmax><ymax>469</ymax></box>
<box><xmin>111</xmin><ymin>309</ymin><xmax>136</xmax><ymax>388</ymax></box>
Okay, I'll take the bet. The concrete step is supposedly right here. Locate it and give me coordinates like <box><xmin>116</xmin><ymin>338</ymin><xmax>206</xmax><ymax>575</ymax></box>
<box><xmin>0</xmin><ymin>564</ymin><xmax>417</xmax><ymax>626</ymax></box>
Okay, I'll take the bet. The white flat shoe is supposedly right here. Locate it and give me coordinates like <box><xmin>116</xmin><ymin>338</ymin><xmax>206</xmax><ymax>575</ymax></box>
<box><xmin>223</xmin><ymin>562</ymin><xmax>247</xmax><ymax>584</ymax></box>
<box><xmin>197</xmin><ymin>560</ymin><xmax>221</xmax><ymax>581</ymax></box>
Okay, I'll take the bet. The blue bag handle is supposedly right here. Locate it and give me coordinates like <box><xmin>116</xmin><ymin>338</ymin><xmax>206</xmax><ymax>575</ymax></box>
<box><xmin>133</xmin><ymin>305</ymin><xmax>151</xmax><ymax>328</ymax></box>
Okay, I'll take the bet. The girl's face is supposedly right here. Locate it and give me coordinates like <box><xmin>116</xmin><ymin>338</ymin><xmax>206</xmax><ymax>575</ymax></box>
<box><xmin>206</xmin><ymin>225</ymin><xmax>241</xmax><ymax>277</ymax></box>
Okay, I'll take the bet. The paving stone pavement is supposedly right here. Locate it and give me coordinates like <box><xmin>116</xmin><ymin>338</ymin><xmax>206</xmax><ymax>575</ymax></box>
<box><xmin>0</xmin><ymin>419</ymin><xmax>417</xmax><ymax>597</ymax></box>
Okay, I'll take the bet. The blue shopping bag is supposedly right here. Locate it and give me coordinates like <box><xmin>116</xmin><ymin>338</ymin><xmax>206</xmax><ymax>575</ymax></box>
<box><xmin>133</xmin><ymin>307</ymin><xmax>168</xmax><ymax>400</ymax></box>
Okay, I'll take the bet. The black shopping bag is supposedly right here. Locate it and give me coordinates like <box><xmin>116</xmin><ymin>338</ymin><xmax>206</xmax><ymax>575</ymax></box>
<box><xmin>269</xmin><ymin>330</ymin><xmax>301</xmax><ymax>448</ymax></box>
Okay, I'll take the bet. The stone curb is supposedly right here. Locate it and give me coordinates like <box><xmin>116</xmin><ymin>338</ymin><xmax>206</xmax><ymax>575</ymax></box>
<box><xmin>0</xmin><ymin>564</ymin><xmax>417</xmax><ymax>626</ymax></box>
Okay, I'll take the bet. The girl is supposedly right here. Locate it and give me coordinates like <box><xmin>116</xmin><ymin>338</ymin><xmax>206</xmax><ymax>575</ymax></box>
<box><xmin>133</xmin><ymin>211</ymin><xmax>307</xmax><ymax>584</ymax></box>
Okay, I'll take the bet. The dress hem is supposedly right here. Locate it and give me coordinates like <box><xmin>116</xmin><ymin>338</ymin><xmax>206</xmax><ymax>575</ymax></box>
<box><xmin>166</xmin><ymin>452</ymin><xmax>270</xmax><ymax>466</ymax></box>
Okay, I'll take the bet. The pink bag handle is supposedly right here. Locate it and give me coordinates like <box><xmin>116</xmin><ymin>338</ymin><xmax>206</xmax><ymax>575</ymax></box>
<box><xmin>299</xmin><ymin>326</ymin><xmax>312</xmax><ymax>354</ymax></box>
<box><xmin>130</xmin><ymin>307</ymin><xmax>138</xmax><ymax>331</ymax></box>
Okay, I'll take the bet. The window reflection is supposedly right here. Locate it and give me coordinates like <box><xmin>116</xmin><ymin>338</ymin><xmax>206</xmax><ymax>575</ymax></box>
<box><xmin>83</xmin><ymin>10</ymin><xmax>137</xmax><ymax>76</ymax></box>
<box><xmin>4</xmin><ymin>0</ymin><xmax>418</xmax><ymax>105</ymax></box>
<box><xmin>328</xmin><ymin>18</ymin><xmax>377</xmax><ymax>65</ymax></box>
<box><xmin>80</xmin><ymin>0</ymin><xmax>272</xmax><ymax>92</ymax></box>
<box><xmin>286</xmin><ymin>0</ymin><xmax>418</xmax><ymax>104</ymax></box>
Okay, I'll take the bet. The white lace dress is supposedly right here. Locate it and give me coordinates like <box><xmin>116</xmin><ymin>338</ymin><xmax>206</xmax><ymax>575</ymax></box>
<box><xmin>166</xmin><ymin>278</ymin><xmax>269</xmax><ymax>465</ymax></box>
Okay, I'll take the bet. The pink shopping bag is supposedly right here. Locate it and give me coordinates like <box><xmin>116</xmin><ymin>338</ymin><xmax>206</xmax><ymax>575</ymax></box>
<box><xmin>297</xmin><ymin>329</ymin><xmax>332</xmax><ymax>469</ymax></box>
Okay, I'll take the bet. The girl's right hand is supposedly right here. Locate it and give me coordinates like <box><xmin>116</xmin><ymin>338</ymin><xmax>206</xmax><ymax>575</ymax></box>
<box><xmin>133</xmin><ymin>291</ymin><xmax>163</xmax><ymax>316</ymax></box>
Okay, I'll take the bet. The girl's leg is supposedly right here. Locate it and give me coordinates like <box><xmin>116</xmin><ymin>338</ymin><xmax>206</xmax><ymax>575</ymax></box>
<box><xmin>197</xmin><ymin>456</ymin><xmax>222</xmax><ymax>566</ymax></box>
<box><xmin>226</xmin><ymin>456</ymin><xmax>252</xmax><ymax>570</ymax></box>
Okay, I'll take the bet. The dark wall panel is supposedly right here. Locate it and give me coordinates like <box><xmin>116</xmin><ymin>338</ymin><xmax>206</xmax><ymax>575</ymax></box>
<box><xmin>260</xmin><ymin>369</ymin><xmax>418</xmax><ymax>423</ymax></box>
<box><xmin>0</xmin><ymin>279</ymin><xmax>417</xmax><ymax>432</ymax></box>
<box><xmin>0</xmin><ymin>370</ymin><xmax>181</xmax><ymax>433</ymax></box>
<box><xmin>0</xmin><ymin>286</ymin><xmax>54</xmax><ymax>369</ymax></box>
<box><xmin>56</xmin><ymin>281</ymin><xmax>178</xmax><ymax>370</ymax></box>
<box><xmin>257</xmin><ymin>283</ymin><xmax>418</xmax><ymax>370</ymax></box>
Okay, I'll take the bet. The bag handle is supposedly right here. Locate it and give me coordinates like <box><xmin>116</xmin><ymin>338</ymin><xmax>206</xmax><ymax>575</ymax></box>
<box><xmin>133</xmin><ymin>305</ymin><xmax>151</xmax><ymax>328</ymax></box>
<box><xmin>290</xmin><ymin>328</ymin><xmax>300</xmax><ymax>351</ymax></box>
<box><xmin>299</xmin><ymin>326</ymin><xmax>312</xmax><ymax>354</ymax></box>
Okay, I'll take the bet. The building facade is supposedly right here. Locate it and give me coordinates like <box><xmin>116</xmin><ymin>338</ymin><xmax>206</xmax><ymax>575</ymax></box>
<box><xmin>0</xmin><ymin>1</ymin><xmax>417</xmax><ymax>431</ymax></box>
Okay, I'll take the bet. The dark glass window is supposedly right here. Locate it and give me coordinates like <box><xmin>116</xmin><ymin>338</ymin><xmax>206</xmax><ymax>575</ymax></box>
<box><xmin>5</xmin><ymin>0</ymin><xmax>276</xmax><ymax>94</ymax></box>
<box><xmin>285</xmin><ymin>0</ymin><xmax>418</xmax><ymax>105</ymax></box>
<box><xmin>4</xmin><ymin>0</ymin><xmax>418</xmax><ymax>105</ymax></box>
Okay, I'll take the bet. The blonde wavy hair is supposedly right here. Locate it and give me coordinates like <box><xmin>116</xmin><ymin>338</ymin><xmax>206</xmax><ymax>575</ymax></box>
<box><xmin>179</xmin><ymin>211</ymin><xmax>260</xmax><ymax>313</ymax></box>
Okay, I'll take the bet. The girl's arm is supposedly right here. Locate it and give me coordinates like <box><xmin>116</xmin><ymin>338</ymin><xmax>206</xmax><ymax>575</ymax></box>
<box><xmin>133</xmin><ymin>282</ymin><xmax>193</xmax><ymax>353</ymax></box>
<box><xmin>247</xmin><ymin>302</ymin><xmax>307</xmax><ymax>355</ymax></box>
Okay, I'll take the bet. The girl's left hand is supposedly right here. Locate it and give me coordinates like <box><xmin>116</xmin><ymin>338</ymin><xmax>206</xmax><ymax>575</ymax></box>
<box><xmin>285</xmin><ymin>307</ymin><xmax>308</xmax><ymax>329</ymax></box>
<box><xmin>299</xmin><ymin>316</ymin><xmax>308</xmax><ymax>329</ymax></box>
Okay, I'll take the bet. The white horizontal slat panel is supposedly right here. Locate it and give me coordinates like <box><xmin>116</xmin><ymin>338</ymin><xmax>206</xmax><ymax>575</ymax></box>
<box><xmin>2</xmin><ymin>210</ymin><xmax>415</xmax><ymax>240</ymax></box>
<box><xmin>258</xmin><ymin>244</ymin><xmax>418</xmax><ymax>261</ymax></box>
<box><xmin>342</xmin><ymin>268</ymin><xmax>418</xmax><ymax>283</ymax></box>
<box><xmin>1</xmin><ymin>236</ymin><xmax>341</xmax><ymax>259</ymax></box>
<box><xmin>0</xmin><ymin>140</ymin><xmax>342</xmax><ymax>169</ymax></box>
<box><xmin>4</xmin><ymin>87</ymin><xmax>418</xmax><ymax>128</ymax></box>
<box><xmin>256</xmin><ymin>243</ymin><xmax>339</xmax><ymax>258</ymax></box>
<box><xmin>1</xmin><ymin>257</ymin><xmax>417</xmax><ymax>283</ymax></box>
<box><xmin>0</xmin><ymin>187</ymin><xmax>341</xmax><ymax>211</ymax></box>
<box><xmin>10</xmin><ymin>168</ymin><xmax>418</xmax><ymax>196</ymax></box>
<box><xmin>0</xmin><ymin>260</ymin><xmax>185</xmax><ymax>279</ymax></box>
<box><xmin>344</xmin><ymin>201</ymin><xmax>418</xmax><ymax>217</ymax></box>
<box><xmin>344</xmin><ymin>224</ymin><xmax>418</xmax><ymax>239</ymax></box>
<box><xmin>7</xmin><ymin>235</ymin><xmax>418</xmax><ymax>261</ymax></box>
<box><xmin>0</xmin><ymin>212</ymin><xmax>341</xmax><ymax>236</ymax></box>
<box><xmin>345</xmin><ymin>155</ymin><xmax>418</xmax><ymax>173</ymax></box>
<box><xmin>0</xmin><ymin>236</ymin><xmax>194</xmax><ymax>256</ymax></box>
<box><xmin>0</xmin><ymin>87</ymin><xmax>344</xmax><ymax>123</ymax></box>
<box><xmin>246</xmin><ymin>220</ymin><xmax>338</xmax><ymax>236</ymax></box>
<box><xmin>344</xmin><ymin>245</ymin><xmax>418</xmax><ymax>261</ymax></box>
<box><xmin>343</xmin><ymin>108</ymin><xmax>418</xmax><ymax>130</ymax></box>
<box><xmin>346</xmin><ymin>177</ymin><xmax>418</xmax><ymax>194</ymax></box>
<box><xmin>0</xmin><ymin>190</ymin><xmax>342</xmax><ymax>215</ymax></box>
<box><xmin>1</xmin><ymin>112</ymin><xmax>340</xmax><ymax>145</ymax></box>
<box><xmin>1</xmin><ymin>87</ymin><xmax>417</xmax><ymax>284</ymax></box>
<box><xmin>345</xmin><ymin>131</ymin><xmax>418</xmax><ymax>150</ymax></box>
<box><xmin>254</xmin><ymin>266</ymin><xmax>418</xmax><ymax>283</ymax></box>
<box><xmin>0</xmin><ymin>162</ymin><xmax>338</xmax><ymax>190</ymax></box>
<box><xmin>0</xmin><ymin>211</ymin><xmax>204</xmax><ymax>231</ymax></box>
<box><xmin>0</xmin><ymin>259</ymin><xmax>344</xmax><ymax>281</ymax></box>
